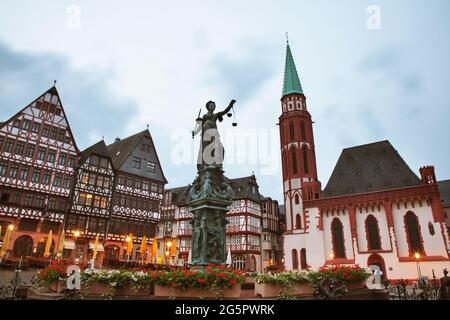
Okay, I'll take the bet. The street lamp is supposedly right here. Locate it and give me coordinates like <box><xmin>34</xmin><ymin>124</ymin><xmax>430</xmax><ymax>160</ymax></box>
<box><xmin>415</xmin><ymin>252</ymin><xmax>422</xmax><ymax>283</ymax></box>
<box><xmin>73</xmin><ymin>230</ymin><xmax>80</xmax><ymax>238</ymax></box>
<box><xmin>166</xmin><ymin>241</ymin><xmax>172</xmax><ymax>265</ymax></box>
<box><xmin>125</xmin><ymin>236</ymin><xmax>132</xmax><ymax>264</ymax></box>
<box><xmin>8</xmin><ymin>224</ymin><xmax>14</xmax><ymax>231</ymax></box>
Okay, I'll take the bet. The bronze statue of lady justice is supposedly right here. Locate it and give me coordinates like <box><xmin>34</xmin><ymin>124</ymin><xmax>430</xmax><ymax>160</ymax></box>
<box><xmin>192</xmin><ymin>99</ymin><xmax>237</xmax><ymax>171</ymax></box>
<box><xmin>187</xmin><ymin>99</ymin><xmax>237</xmax><ymax>266</ymax></box>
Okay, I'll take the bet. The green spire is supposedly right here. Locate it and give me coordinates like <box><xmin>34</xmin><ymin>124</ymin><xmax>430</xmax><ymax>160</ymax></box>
<box><xmin>282</xmin><ymin>43</ymin><xmax>303</xmax><ymax>97</ymax></box>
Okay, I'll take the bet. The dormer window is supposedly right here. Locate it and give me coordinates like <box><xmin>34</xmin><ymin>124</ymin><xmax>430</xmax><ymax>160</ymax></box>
<box><xmin>145</xmin><ymin>161</ymin><xmax>156</xmax><ymax>173</ymax></box>
<box><xmin>132</xmin><ymin>156</ymin><xmax>141</xmax><ymax>169</ymax></box>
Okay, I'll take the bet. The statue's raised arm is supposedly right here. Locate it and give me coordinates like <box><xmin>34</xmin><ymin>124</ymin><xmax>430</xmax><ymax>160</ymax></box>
<box><xmin>216</xmin><ymin>99</ymin><xmax>237</xmax><ymax>120</ymax></box>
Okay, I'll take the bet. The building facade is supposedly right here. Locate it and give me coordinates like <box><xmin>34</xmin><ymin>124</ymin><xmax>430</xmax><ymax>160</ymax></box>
<box><xmin>261</xmin><ymin>197</ymin><xmax>283</xmax><ymax>271</ymax></box>
<box><xmin>280</xmin><ymin>42</ymin><xmax>450</xmax><ymax>282</ymax></box>
<box><xmin>104</xmin><ymin>130</ymin><xmax>167</xmax><ymax>264</ymax></box>
<box><xmin>0</xmin><ymin>88</ymin><xmax>167</xmax><ymax>265</ymax></box>
<box><xmin>0</xmin><ymin>86</ymin><xmax>78</xmax><ymax>259</ymax></box>
<box><xmin>64</xmin><ymin>140</ymin><xmax>115</xmax><ymax>264</ymax></box>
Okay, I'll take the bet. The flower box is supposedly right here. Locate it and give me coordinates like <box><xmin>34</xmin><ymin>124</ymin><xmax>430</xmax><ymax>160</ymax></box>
<box><xmin>245</xmin><ymin>276</ymin><xmax>255</xmax><ymax>284</ymax></box>
<box><xmin>115</xmin><ymin>285</ymin><xmax>153</xmax><ymax>296</ymax></box>
<box><xmin>81</xmin><ymin>282</ymin><xmax>111</xmax><ymax>295</ymax></box>
<box><xmin>255</xmin><ymin>282</ymin><xmax>313</xmax><ymax>298</ymax></box>
<box><xmin>49</xmin><ymin>280</ymin><xmax>66</xmax><ymax>293</ymax></box>
<box><xmin>345</xmin><ymin>280</ymin><xmax>365</xmax><ymax>290</ymax></box>
<box><xmin>154</xmin><ymin>284</ymin><xmax>241</xmax><ymax>299</ymax></box>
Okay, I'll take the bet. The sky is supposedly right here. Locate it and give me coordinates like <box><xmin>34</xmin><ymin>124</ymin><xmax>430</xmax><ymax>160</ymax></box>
<box><xmin>0</xmin><ymin>0</ymin><xmax>449</xmax><ymax>202</ymax></box>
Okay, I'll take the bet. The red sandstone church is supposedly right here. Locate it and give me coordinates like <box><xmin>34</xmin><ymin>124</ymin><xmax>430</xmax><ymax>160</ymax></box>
<box><xmin>280</xmin><ymin>42</ymin><xmax>450</xmax><ymax>282</ymax></box>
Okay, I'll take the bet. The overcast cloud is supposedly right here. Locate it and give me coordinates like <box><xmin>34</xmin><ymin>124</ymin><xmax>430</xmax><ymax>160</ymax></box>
<box><xmin>0</xmin><ymin>0</ymin><xmax>449</xmax><ymax>201</ymax></box>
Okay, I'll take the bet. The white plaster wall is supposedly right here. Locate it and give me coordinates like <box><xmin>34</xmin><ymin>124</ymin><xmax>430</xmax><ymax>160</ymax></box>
<box><xmin>283</xmin><ymin>208</ymin><xmax>325</xmax><ymax>270</ymax></box>
<box><xmin>392</xmin><ymin>201</ymin><xmax>447</xmax><ymax>257</ymax></box>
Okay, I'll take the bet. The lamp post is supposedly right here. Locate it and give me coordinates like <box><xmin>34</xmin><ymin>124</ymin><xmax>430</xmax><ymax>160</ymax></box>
<box><xmin>329</xmin><ymin>252</ymin><xmax>335</xmax><ymax>265</ymax></box>
<box><xmin>415</xmin><ymin>252</ymin><xmax>422</xmax><ymax>284</ymax></box>
<box><xmin>73</xmin><ymin>230</ymin><xmax>80</xmax><ymax>263</ymax></box>
<box><xmin>125</xmin><ymin>236</ymin><xmax>131</xmax><ymax>266</ymax></box>
<box><xmin>166</xmin><ymin>240</ymin><xmax>172</xmax><ymax>266</ymax></box>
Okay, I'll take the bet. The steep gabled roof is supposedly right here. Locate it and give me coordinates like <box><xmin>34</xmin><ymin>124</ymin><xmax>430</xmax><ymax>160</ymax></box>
<box><xmin>79</xmin><ymin>140</ymin><xmax>112</xmax><ymax>166</ymax></box>
<box><xmin>107</xmin><ymin>129</ymin><xmax>167</xmax><ymax>183</ymax></box>
<box><xmin>438</xmin><ymin>179</ymin><xmax>450</xmax><ymax>208</ymax></box>
<box><xmin>0</xmin><ymin>85</ymin><xmax>79</xmax><ymax>152</ymax></box>
<box><xmin>323</xmin><ymin>140</ymin><xmax>421</xmax><ymax>198</ymax></box>
<box><xmin>229</xmin><ymin>175</ymin><xmax>262</xmax><ymax>203</ymax></box>
<box><xmin>107</xmin><ymin>130</ymin><xmax>147</xmax><ymax>169</ymax></box>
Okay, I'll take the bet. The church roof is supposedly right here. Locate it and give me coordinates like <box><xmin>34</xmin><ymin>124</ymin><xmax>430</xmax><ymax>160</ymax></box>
<box><xmin>323</xmin><ymin>140</ymin><xmax>422</xmax><ymax>198</ymax></box>
<box><xmin>282</xmin><ymin>43</ymin><xmax>304</xmax><ymax>97</ymax></box>
<box><xmin>79</xmin><ymin>140</ymin><xmax>111</xmax><ymax>166</ymax></box>
<box><xmin>438</xmin><ymin>179</ymin><xmax>450</xmax><ymax>208</ymax></box>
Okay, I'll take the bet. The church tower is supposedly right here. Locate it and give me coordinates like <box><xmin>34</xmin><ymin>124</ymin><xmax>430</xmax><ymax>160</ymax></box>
<box><xmin>279</xmin><ymin>41</ymin><xmax>321</xmax><ymax>232</ymax></box>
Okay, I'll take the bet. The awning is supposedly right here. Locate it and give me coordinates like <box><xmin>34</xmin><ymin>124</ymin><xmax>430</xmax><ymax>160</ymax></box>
<box><xmin>89</xmin><ymin>241</ymin><xmax>104</xmax><ymax>252</ymax></box>
<box><xmin>64</xmin><ymin>239</ymin><xmax>75</xmax><ymax>250</ymax></box>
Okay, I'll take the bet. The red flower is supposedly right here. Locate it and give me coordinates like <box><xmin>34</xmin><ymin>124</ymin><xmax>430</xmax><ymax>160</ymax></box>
<box><xmin>172</xmin><ymin>282</ymin><xmax>177</xmax><ymax>288</ymax></box>
<box><xmin>217</xmin><ymin>273</ymin><xmax>226</xmax><ymax>278</ymax></box>
<box><xmin>197</xmin><ymin>278</ymin><xmax>206</xmax><ymax>284</ymax></box>
<box><xmin>229</xmin><ymin>279</ymin><xmax>236</xmax><ymax>285</ymax></box>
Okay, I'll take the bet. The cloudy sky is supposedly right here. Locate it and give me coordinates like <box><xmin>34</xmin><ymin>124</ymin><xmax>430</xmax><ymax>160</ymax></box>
<box><xmin>0</xmin><ymin>0</ymin><xmax>449</xmax><ymax>201</ymax></box>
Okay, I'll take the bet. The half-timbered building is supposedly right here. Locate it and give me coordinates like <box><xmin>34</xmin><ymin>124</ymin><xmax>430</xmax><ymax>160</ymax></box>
<box><xmin>104</xmin><ymin>130</ymin><xmax>167</xmax><ymax>264</ymax></box>
<box><xmin>0</xmin><ymin>86</ymin><xmax>78</xmax><ymax>259</ymax></box>
<box><xmin>261</xmin><ymin>197</ymin><xmax>284</xmax><ymax>271</ymax></box>
<box><xmin>64</xmin><ymin>140</ymin><xmax>115</xmax><ymax>264</ymax></box>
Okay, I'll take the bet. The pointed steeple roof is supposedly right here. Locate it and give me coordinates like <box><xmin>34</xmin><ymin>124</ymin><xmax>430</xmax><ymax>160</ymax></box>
<box><xmin>282</xmin><ymin>43</ymin><xmax>303</xmax><ymax>97</ymax></box>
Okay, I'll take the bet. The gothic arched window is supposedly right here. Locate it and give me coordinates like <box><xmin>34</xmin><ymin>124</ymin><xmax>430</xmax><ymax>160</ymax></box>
<box><xmin>331</xmin><ymin>218</ymin><xmax>346</xmax><ymax>259</ymax></box>
<box><xmin>289</xmin><ymin>121</ymin><xmax>295</xmax><ymax>141</ymax></box>
<box><xmin>404</xmin><ymin>211</ymin><xmax>424</xmax><ymax>255</ymax></box>
<box><xmin>292</xmin><ymin>150</ymin><xmax>298</xmax><ymax>175</ymax></box>
<box><xmin>292</xmin><ymin>249</ymin><xmax>299</xmax><ymax>270</ymax></box>
<box><xmin>300</xmin><ymin>121</ymin><xmax>306</xmax><ymax>140</ymax></box>
<box><xmin>294</xmin><ymin>194</ymin><xmax>300</xmax><ymax>205</ymax></box>
<box><xmin>300</xmin><ymin>248</ymin><xmax>307</xmax><ymax>270</ymax></box>
<box><xmin>295</xmin><ymin>214</ymin><xmax>302</xmax><ymax>229</ymax></box>
<box><xmin>302</xmin><ymin>147</ymin><xmax>309</xmax><ymax>174</ymax></box>
<box><xmin>365</xmin><ymin>215</ymin><xmax>381</xmax><ymax>250</ymax></box>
